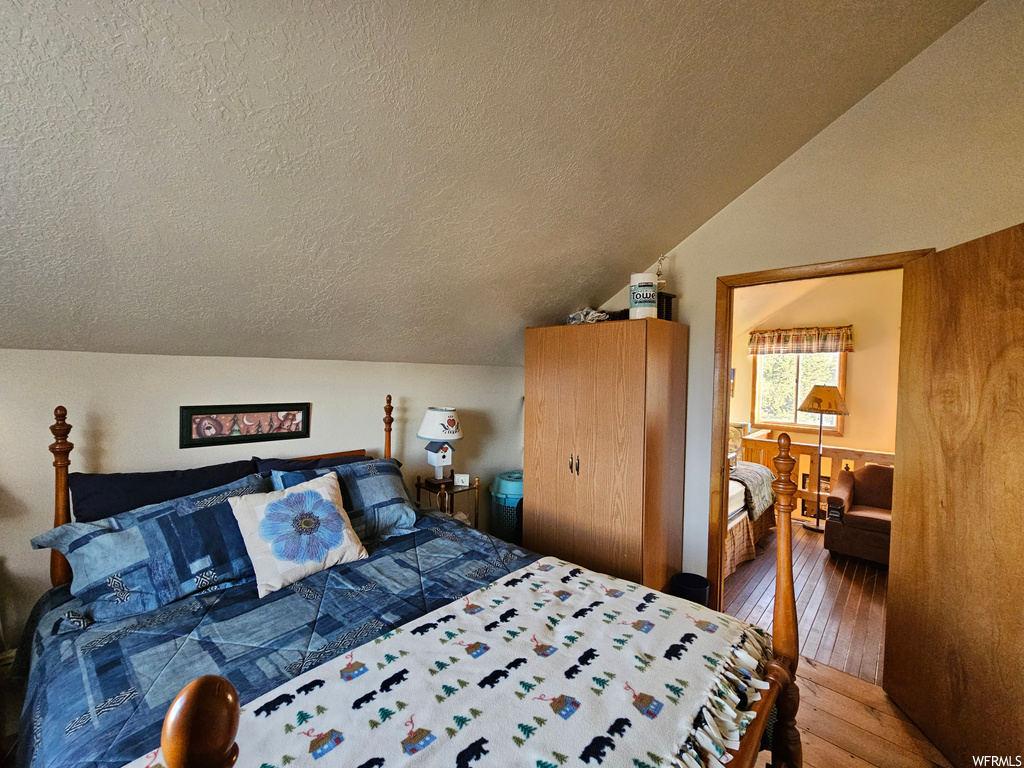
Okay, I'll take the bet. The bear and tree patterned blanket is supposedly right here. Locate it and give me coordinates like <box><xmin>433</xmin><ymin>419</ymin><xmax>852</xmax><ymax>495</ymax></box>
<box><xmin>126</xmin><ymin>559</ymin><xmax>772</xmax><ymax>768</ymax></box>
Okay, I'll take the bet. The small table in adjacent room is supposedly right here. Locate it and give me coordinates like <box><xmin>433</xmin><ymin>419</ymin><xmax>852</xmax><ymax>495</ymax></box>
<box><xmin>415</xmin><ymin>472</ymin><xmax>480</xmax><ymax>528</ymax></box>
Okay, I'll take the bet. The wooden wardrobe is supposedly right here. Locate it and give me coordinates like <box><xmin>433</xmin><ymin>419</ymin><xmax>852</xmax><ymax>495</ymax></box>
<box><xmin>523</xmin><ymin>318</ymin><xmax>688</xmax><ymax>591</ymax></box>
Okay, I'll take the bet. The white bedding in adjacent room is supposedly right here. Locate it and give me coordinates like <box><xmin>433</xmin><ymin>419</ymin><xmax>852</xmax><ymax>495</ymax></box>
<box><xmin>728</xmin><ymin>479</ymin><xmax>748</xmax><ymax>528</ymax></box>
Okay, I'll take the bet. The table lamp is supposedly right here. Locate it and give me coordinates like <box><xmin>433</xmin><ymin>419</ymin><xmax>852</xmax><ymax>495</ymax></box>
<box><xmin>417</xmin><ymin>406</ymin><xmax>463</xmax><ymax>484</ymax></box>
<box><xmin>797</xmin><ymin>385</ymin><xmax>849</xmax><ymax>532</ymax></box>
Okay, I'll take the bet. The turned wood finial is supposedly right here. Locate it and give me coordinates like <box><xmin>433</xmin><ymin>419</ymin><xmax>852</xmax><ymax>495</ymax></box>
<box><xmin>49</xmin><ymin>406</ymin><xmax>74</xmax><ymax>586</ymax></box>
<box><xmin>383</xmin><ymin>394</ymin><xmax>394</xmax><ymax>459</ymax></box>
<box><xmin>771</xmin><ymin>434</ymin><xmax>797</xmax><ymax>517</ymax></box>
<box><xmin>771</xmin><ymin>436</ymin><xmax>800</xmax><ymax>663</ymax></box>
<box><xmin>49</xmin><ymin>406</ymin><xmax>73</xmax><ymax>467</ymax></box>
<box><xmin>769</xmin><ymin>432</ymin><xmax>803</xmax><ymax>765</ymax></box>
<box><xmin>161</xmin><ymin>675</ymin><xmax>240</xmax><ymax>768</ymax></box>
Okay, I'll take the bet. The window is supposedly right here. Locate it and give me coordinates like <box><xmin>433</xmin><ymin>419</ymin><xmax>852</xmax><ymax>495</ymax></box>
<box><xmin>754</xmin><ymin>352</ymin><xmax>845</xmax><ymax>431</ymax></box>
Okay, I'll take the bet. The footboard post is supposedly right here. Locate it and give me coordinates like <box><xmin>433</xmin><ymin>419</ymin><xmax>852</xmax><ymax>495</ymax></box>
<box><xmin>162</xmin><ymin>676</ymin><xmax>240</xmax><ymax>768</ymax></box>
<box><xmin>770</xmin><ymin>434</ymin><xmax>802</xmax><ymax>767</ymax></box>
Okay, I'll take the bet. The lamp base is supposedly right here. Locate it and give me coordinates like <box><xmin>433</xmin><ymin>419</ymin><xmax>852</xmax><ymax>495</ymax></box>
<box><xmin>802</xmin><ymin>522</ymin><xmax>824</xmax><ymax>533</ymax></box>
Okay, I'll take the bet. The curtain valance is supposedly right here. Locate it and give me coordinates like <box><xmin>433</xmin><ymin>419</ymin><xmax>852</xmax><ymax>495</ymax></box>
<box><xmin>748</xmin><ymin>325</ymin><xmax>854</xmax><ymax>355</ymax></box>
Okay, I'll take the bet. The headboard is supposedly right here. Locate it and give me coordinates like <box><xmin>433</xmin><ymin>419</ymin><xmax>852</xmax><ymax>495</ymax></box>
<box><xmin>47</xmin><ymin>394</ymin><xmax>396</xmax><ymax>587</ymax></box>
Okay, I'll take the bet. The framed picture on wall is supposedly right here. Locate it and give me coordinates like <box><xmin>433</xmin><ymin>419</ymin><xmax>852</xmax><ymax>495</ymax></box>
<box><xmin>179</xmin><ymin>402</ymin><xmax>311</xmax><ymax>449</ymax></box>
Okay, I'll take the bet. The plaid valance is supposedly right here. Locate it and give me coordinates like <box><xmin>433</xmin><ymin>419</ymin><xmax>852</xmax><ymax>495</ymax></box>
<box><xmin>748</xmin><ymin>325</ymin><xmax>854</xmax><ymax>355</ymax></box>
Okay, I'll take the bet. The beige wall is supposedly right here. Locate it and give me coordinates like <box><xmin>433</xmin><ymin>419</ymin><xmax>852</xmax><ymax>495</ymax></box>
<box><xmin>604</xmin><ymin>0</ymin><xmax>1024</xmax><ymax>574</ymax></box>
<box><xmin>0</xmin><ymin>349</ymin><xmax>524</xmax><ymax>644</ymax></box>
<box><xmin>729</xmin><ymin>270</ymin><xmax>903</xmax><ymax>453</ymax></box>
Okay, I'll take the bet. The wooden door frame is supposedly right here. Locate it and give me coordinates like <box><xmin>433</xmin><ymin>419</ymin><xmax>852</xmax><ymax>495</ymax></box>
<box><xmin>707</xmin><ymin>248</ymin><xmax>933</xmax><ymax>611</ymax></box>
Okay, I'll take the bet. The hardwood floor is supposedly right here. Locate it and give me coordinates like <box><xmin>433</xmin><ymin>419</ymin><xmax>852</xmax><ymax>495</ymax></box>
<box><xmin>724</xmin><ymin>519</ymin><xmax>887</xmax><ymax>685</ymax></box>
<box><xmin>755</xmin><ymin>658</ymin><xmax>954</xmax><ymax>768</ymax></box>
<box><xmin>727</xmin><ymin>519</ymin><xmax>956</xmax><ymax>766</ymax></box>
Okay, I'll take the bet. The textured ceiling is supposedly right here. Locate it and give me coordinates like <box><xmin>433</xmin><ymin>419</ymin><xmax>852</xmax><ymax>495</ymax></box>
<box><xmin>0</xmin><ymin>0</ymin><xmax>982</xmax><ymax>366</ymax></box>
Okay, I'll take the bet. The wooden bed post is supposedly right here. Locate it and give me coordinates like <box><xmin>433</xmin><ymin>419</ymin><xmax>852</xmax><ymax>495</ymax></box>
<box><xmin>161</xmin><ymin>675</ymin><xmax>240</xmax><ymax>768</ymax></box>
<box><xmin>769</xmin><ymin>433</ymin><xmax>802</xmax><ymax>767</ymax></box>
<box><xmin>383</xmin><ymin>394</ymin><xmax>393</xmax><ymax>460</ymax></box>
<box><xmin>49</xmin><ymin>406</ymin><xmax>74</xmax><ymax>587</ymax></box>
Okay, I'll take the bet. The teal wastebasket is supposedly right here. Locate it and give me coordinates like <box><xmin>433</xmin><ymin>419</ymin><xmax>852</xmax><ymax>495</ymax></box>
<box><xmin>490</xmin><ymin>471</ymin><xmax>523</xmax><ymax>544</ymax></box>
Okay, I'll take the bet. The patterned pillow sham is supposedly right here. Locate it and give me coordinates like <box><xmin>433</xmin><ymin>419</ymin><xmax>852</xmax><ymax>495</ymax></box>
<box><xmin>230</xmin><ymin>473</ymin><xmax>367</xmax><ymax>598</ymax></box>
<box><xmin>272</xmin><ymin>458</ymin><xmax>417</xmax><ymax>542</ymax></box>
<box><xmin>32</xmin><ymin>473</ymin><xmax>270</xmax><ymax>623</ymax></box>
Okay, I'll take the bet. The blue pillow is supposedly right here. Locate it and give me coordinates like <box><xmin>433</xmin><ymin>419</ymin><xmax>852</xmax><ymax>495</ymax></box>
<box><xmin>32</xmin><ymin>474</ymin><xmax>270</xmax><ymax>623</ymax></box>
<box><xmin>272</xmin><ymin>458</ymin><xmax>417</xmax><ymax>542</ymax></box>
<box><xmin>254</xmin><ymin>454</ymin><xmax>370</xmax><ymax>473</ymax></box>
<box><xmin>68</xmin><ymin>459</ymin><xmax>258</xmax><ymax>522</ymax></box>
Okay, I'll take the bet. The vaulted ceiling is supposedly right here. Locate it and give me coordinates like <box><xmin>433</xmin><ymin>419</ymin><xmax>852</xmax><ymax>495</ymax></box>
<box><xmin>0</xmin><ymin>0</ymin><xmax>983</xmax><ymax>365</ymax></box>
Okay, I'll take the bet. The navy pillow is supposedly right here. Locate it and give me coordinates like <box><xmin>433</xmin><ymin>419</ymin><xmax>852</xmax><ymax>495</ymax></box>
<box><xmin>254</xmin><ymin>455</ymin><xmax>369</xmax><ymax>473</ymax></box>
<box><xmin>68</xmin><ymin>459</ymin><xmax>258</xmax><ymax>523</ymax></box>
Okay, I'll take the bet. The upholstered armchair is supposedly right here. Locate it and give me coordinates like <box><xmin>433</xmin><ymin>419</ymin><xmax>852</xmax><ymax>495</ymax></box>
<box><xmin>825</xmin><ymin>464</ymin><xmax>894</xmax><ymax>566</ymax></box>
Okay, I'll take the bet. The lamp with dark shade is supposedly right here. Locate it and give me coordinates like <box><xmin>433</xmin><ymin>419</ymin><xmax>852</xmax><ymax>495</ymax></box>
<box><xmin>797</xmin><ymin>384</ymin><xmax>849</xmax><ymax>532</ymax></box>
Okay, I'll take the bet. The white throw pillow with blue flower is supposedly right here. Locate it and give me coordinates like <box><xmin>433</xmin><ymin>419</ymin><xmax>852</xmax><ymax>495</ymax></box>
<box><xmin>229</xmin><ymin>473</ymin><xmax>367</xmax><ymax>597</ymax></box>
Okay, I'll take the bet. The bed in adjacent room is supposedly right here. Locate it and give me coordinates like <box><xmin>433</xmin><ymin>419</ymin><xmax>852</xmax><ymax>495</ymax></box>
<box><xmin>724</xmin><ymin>462</ymin><xmax>778</xmax><ymax>580</ymax></box>
<box><xmin>15</xmin><ymin>398</ymin><xmax>803</xmax><ymax>768</ymax></box>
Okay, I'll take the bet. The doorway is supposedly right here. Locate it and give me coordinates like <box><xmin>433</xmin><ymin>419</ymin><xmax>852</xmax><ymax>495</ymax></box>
<box><xmin>704</xmin><ymin>249</ymin><xmax>929</xmax><ymax>675</ymax></box>
<box><xmin>705</xmin><ymin>224</ymin><xmax>1024</xmax><ymax>766</ymax></box>
<box><xmin>719</xmin><ymin>269</ymin><xmax>902</xmax><ymax>684</ymax></box>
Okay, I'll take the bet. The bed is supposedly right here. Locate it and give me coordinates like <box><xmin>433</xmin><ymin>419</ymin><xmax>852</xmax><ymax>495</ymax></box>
<box><xmin>723</xmin><ymin>462</ymin><xmax>778</xmax><ymax>579</ymax></box>
<box><xmin>16</xmin><ymin>398</ymin><xmax>803</xmax><ymax>768</ymax></box>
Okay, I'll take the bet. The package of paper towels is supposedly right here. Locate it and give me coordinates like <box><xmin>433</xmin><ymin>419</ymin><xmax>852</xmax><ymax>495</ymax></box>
<box><xmin>629</xmin><ymin>273</ymin><xmax>658</xmax><ymax>319</ymax></box>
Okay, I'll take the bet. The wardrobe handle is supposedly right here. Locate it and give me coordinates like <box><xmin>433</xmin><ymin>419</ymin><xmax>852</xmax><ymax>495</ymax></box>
<box><xmin>569</xmin><ymin>453</ymin><xmax>574</xmax><ymax>474</ymax></box>
<box><xmin>575</xmin><ymin>455</ymin><xmax>580</xmax><ymax>475</ymax></box>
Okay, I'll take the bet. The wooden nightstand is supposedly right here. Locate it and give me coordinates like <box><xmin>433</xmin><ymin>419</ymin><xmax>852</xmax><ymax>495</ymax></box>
<box><xmin>415</xmin><ymin>471</ymin><xmax>480</xmax><ymax>528</ymax></box>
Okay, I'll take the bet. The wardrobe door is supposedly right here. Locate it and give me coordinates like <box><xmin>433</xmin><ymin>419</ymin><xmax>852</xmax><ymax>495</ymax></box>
<box><xmin>641</xmin><ymin>319</ymin><xmax>688</xmax><ymax>590</ymax></box>
<box><xmin>579</xmin><ymin>321</ymin><xmax>647</xmax><ymax>582</ymax></box>
<box><xmin>524</xmin><ymin>326</ymin><xmax>579</xmax><ymax>561</ymax></box>
<box><xmin>564</xmin><ymin>324</ymin><xmax>599</xmax><ymax>571</ymax></box>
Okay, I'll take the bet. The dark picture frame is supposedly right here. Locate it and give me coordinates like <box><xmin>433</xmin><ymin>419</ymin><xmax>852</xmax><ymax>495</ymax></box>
<box><xmin>179</xmin><ymin>402</ymin><xmax>311</xmax><ymax>449</ymax></box>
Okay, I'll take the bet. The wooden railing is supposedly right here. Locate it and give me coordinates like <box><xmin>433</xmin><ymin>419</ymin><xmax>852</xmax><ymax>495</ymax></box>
<box><xmin>741</xmin><ymin>434</ymin><xmax>895</xmax><ymax>513</ymax></box>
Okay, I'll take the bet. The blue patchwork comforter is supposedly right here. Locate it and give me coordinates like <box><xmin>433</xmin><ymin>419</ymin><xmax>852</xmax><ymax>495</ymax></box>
<box><xmin>14</xmin><ymin>514</ymin><xmax>537</xmax><ymax>768</ymax></box>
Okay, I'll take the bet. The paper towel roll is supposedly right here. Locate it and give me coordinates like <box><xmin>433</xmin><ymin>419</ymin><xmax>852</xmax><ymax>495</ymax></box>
<box><xmin>629</xmin><ymin>273</ymin><xmax>658</xmax><ymax>319</ymax></box>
